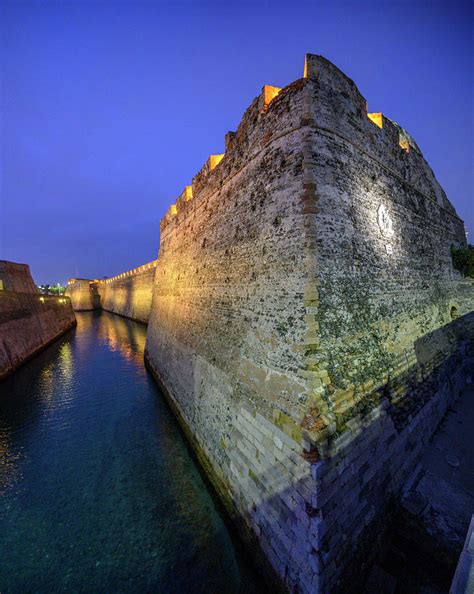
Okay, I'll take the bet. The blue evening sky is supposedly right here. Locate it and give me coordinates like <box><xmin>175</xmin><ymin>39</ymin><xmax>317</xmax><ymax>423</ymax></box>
<box><xmin>1</xmin><ymin>0</ymin><xmax>472</xmax><ymax>284</ymax></box>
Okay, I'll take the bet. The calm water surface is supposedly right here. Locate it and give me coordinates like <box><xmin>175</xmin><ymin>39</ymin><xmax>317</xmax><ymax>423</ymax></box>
<box><xmin>0</xmin><ymin>311</ymin><xmax>266</xmax><ymax>593</ymax></box>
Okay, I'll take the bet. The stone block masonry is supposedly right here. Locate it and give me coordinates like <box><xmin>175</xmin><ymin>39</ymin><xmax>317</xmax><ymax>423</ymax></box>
<box><xmin>97</xmin><ymin>260</ymin><xmax>157</xmax><ymax>324</ymax></box>
<box><xmin>0</xmin><ymin>262</ymin><xmax>76</xmax><ymax>380</ymax></box>
<box><xmin>144</xmin><ymin>54</ymin><xmax>474</xmax><ymax>593</ymax></box>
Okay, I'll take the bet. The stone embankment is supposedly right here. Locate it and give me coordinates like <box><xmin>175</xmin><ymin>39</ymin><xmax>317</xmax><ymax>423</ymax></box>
<box><xmin>0</xmin><ymin>261</ymin><xmax>76</xmax><ymax>380</ymax></box>
<box><xmin>144</xmin><ymin>54</ymin><xmax>474</xmax><ymax>593</ymax></box>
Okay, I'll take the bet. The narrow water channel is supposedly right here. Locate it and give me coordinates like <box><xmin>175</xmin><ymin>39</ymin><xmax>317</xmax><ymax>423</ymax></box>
<box><xmin>0</xmin><ymin>311</ymin><xmax>266</xmax><ymax>593</ymax></box>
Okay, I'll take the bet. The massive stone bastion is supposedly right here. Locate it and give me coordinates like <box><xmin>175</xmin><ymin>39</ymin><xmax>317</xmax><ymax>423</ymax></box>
<box><xmin>0</xmin><ymin>260</ymin><xmax>76</xmax><ymax>380</ymax></box>
<box><xmin>144</xmin><ymin>54</ymin><xmax>474</xmax><ymax>593</ymax></box>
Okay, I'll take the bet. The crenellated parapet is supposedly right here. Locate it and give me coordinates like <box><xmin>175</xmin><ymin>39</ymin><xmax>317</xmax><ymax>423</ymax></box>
<box><xmin>97</xmin><ymin>260</ymin><xmax>157</xmax><ymax>324</ymax></box>
<box><xmin>66</xmin><ymin>261</ymin><xmax>157</xmax><ymax>322</ymax></box>
<box><xmin>159</xmin><ymin>54</ymin><xmax>461</xmax><ymax>247</ymax></box>
<box><xmin>99</xmin><ymin>260</ymin><xmax>158</xmax><ymax>285</ymax></box>
<box><xmin>159</xmin><ymin>76</ymin><xmax>306</xmax><ymax>238</ymax></box>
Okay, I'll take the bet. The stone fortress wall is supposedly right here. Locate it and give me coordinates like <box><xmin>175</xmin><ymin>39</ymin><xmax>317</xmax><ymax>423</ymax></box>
<box><xmin>97</xmin><ymin>260</ymin><xmax>157</xmax><ymax>324</ymax></box>
<box><xmin>144</xmin><ymin>54</ymin><xmax>474</xmax><ymax>593</ymax></box>
<box><xmin>0</xmin><ymin>261</ymin><xmax>76</xmax><ymax>380</ymax></box>
<box><xmin>66</xmin><ymin>260</ymin><xmax>157</xmax><ymax>324</ymax></box>
<box><xmin>65</xmin><ymin>278</ymin><xmax>100</xmax><ymax>311</ymax></box>
<box><xmin>0</xmin><ymin>260</ymin><xmax>38</xmax><ymax>293</ymax></box>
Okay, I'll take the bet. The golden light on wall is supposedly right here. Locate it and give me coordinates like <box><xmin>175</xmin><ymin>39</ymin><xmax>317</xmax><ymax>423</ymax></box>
<box><xmin>303</xmin><ymin>54</ymin><xmax>309</xmax><ymax>78</ymax></box>
<box><xmin>368</xmin><ymin>112</ymin><xmax>383</xmax><ymax>128</ymax></box>
<box><xmin>209</xmin><ymin>154</ymin><xmax>224</xmax><ymax>170</ymax></box>
<box><xmin>184</xmin><ymin>185</ymin><xmax>193</xmax><ymax>201</ymax></box>
<box><xmin>399</xmin><ymin>139</ymin><xmax>410</xmax><ymax>153</ymax></box>
<box><xmin>170</xmin><ymin>204</ymin><xmax>178</xmax><ymax>216</ymax></box>
<box><xmin>303</xmin><ymin>54</ymin><xmax>317</xmax><ymax>79</ymax></box>
<box><xmin>103</xmin><ymin>259</ymin><xmax>158</xmax><ymax>285</ymax></box>
<box><xmin>262</xmin><ymin>85</ymin><xmax>282</xmax><ymax>111</ymax></box>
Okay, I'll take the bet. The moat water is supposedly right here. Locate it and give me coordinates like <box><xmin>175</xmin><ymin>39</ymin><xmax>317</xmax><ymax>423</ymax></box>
<box><xmin>0</xmin><ymin>311</ymin><xmax>266</xmax><ymax>593</ymax></box>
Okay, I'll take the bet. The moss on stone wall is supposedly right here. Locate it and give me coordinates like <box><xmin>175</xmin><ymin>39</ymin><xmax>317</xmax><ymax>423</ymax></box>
<box><xmin>452</xmin><ymin>245</ymin><xmax>474</xmax><ymax>278</ymax></box>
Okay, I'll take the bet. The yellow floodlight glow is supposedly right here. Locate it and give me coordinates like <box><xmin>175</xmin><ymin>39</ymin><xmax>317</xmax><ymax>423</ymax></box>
<box><xmin>303</xmin><ymin>54</ymin><xmax>309</xmax><ymax>78</ymax></box>
<box><xmin>184</xmin><ymin>185</ymin><xmax>193</xmax><ymax>201</ymax></box>
<box><xmin>399</xmin><ymin>139</ymin><xmax>410</xmax><ymax>153</ymax></box>
<box><xmin>209</xmin><ymin>154</ymin><xmax>224</xmax><ymax>170</ymax></box>
<box><xmin>262</xmin><ymin>85</ymin><xmax>282</xmax><ymax>111</ymax></box>
<box><xmin>368</xmin><ymin>112</ymin><xmax>383</xmax><ymax>128</ymax></box>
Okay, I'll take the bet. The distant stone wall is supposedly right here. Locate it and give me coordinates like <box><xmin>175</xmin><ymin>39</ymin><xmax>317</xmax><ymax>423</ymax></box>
<box><xmin>143</xmin><ymin>54</ymin><xmax>473</xmax><ymax>593</ymax></box>
<box><xmin>0</xmin><ymin>260</ymin><xmax>38</xmax><ymax>293</ymax></box>
<box><xmin>0</xmin><ymin>292</ymin><xmax>76</xmax><ymax>380</ymax></box>
<box><xmin>97</xmin><ymin>260</ymin><xmax>157</xmax><ymax>324</ymax></box>
<box><xmin>65</xmin><ymin>279</ymin><xmax>99</xmax><ymax>311</ymax></box>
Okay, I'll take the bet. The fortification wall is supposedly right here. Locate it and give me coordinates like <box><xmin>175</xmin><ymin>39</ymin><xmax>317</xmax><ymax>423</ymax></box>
<box><xmin>65</xmin><ymin>279</ymin><xmax>99</xmax><ymax>311</ymax></box>
<box><xmin>145</xmin><ymin>54</ymin><xmax>474</xmax><ymax>593</ymax></box>
<box><xmin>145</xmin><ymin>77</ymin><xmax>312</xmax><ymax>590</ymax></box>
<box><xmin>304</xmin><ymin>54</ymin><xmax>469</xmax><ymax>428</ymax></box>
<box><xmin>0</xmin><ymin>264</ymin><xmax>76</xmax><ymax>380</ymax></box>
<box><xmin>0</xmin><ymin>260</ymin><xmax>38</xmax><ymax>293</ymax></box>
<box><xmin>97</xmin><ymin>260</ymin><xmax>157</xmax><ymax>324</ymax></box>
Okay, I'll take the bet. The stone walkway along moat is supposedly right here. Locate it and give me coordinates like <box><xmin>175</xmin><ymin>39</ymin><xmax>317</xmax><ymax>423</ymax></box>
<box><xmin>367</xmin><ymin>380</ymin><xmax>474</xmax><ymax>594</ymax></box>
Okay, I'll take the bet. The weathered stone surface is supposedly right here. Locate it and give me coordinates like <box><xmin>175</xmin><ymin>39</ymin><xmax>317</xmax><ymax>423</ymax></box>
<box><xmin>66</xmin><ymin>261</ymin><xmax>156</xmax><ymax>323</ymax></box>
<box><xmin>0</xmin><ymin>263</ymin><xmax>76</xmax><ymax>380</ymax></box>
<box><xmin>65</xmin><ymin>278</ymin><xmax>99</xmax><ymax>311</ymax></box>
<box><xmin>144</xmin><ymin>54</ymin><xmax>474</xmax><ymax>593</ymax></box>
<box><xmin>0</xmin><ymin>260</ymin><xmax>38</xmax><ymax>293</ymax></box>
<box><xmin>97</xmin><ymin>260</ymin><xmax>157</xmax><ymax>324</ymax></box>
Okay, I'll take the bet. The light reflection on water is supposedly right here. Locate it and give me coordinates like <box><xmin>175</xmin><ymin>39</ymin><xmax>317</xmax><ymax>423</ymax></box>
<box><xmin>0</xmin><ymin>311</ymin><xmax>265</xmax><ymax>594</ymax></box>
<box><xmin>97</xmin><ymin>313</ymin><xmax>146</xmax><ymax>367</ymax></box>
<box><xmin>0</xmin><ymin>424</ymin><xmax>22</xmax><ymax>495</ymax></box>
